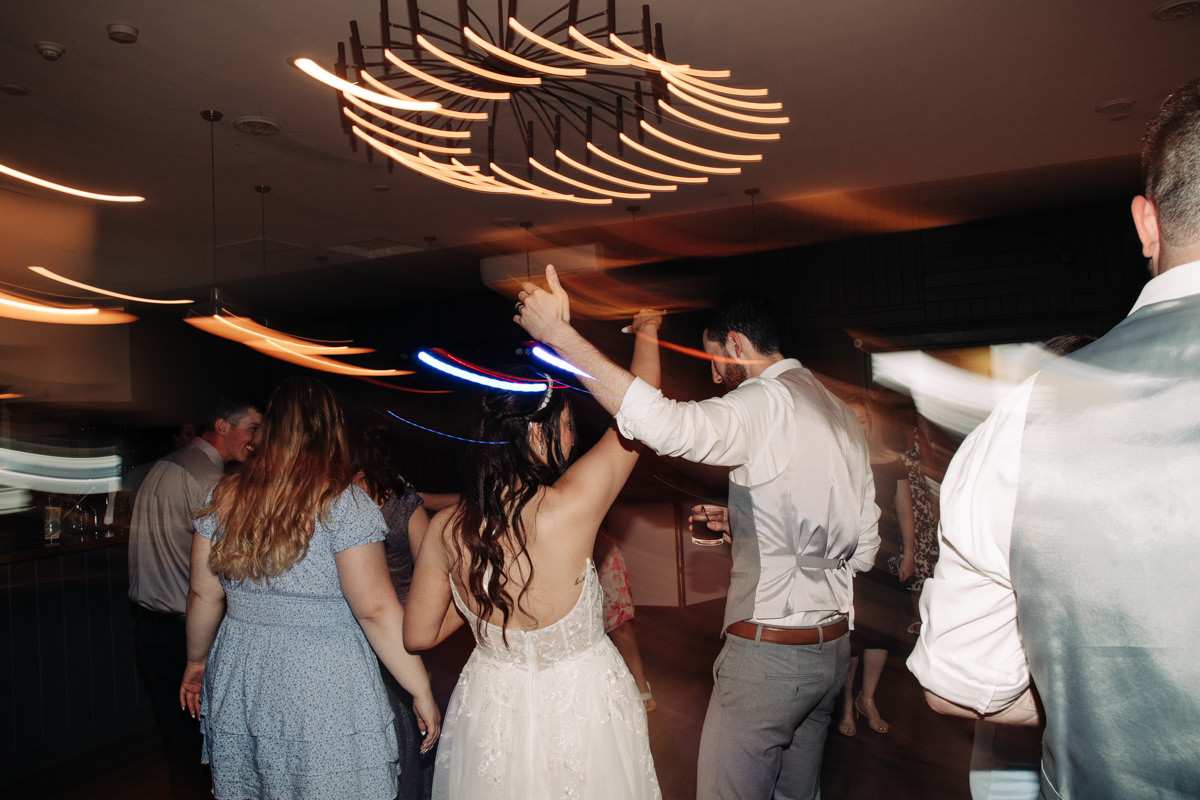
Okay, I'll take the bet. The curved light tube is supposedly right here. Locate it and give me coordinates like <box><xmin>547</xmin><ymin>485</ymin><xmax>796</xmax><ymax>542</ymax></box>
<box><xmin>639</xmin><ymin>120</ymin><xmax>762</xmax><ymax>162</ymax></box>
<box><xmin>353</xmin><ymin>129</ymin><xmax>509</xmax><ymax>194</ymax></box>
<box><xmin>661</xmin><ymin>72</ymin><xmax>781</xmax><ymax>111</ymax></box>
<box><xmin>666</xmin><ymin>83</ymin><xmax>790</xmax><ymax>124</ymax></box>
<box><xmin>463</xmin><ymin>27</ymin><xmax>586</xmax><ymax>77</ymax></box>
<box><xmin>509</xmin><ymin>18</ymin><xmax>625</xmax><ymax>66</ymax></box>
<box><xmin>383</xmin><ymin>49</ymin><xmax>511</xmax><ymax>101</ymax></box>
<box><xmin>28</xmin><ymin>266</ymin><xmax>192</xmax><ymax>304</ymax></box>
<box><xmin>608</xmin><ymin>34</ymin><xmax>733</xmax><ymax>79</ymax></box>
<box><xmin>0</xmin><ymin>162</ymin><xmax>143</xmax><ymax>203</ymax></box>
<box><xmin>344</xmin><ymin>109</ymin><xmax>472</xmax><ymax>155</ymax></box>
<box><xmin>568</xmin><ymin>27</ymin><xmax>639</xmax><ymax>66</ymax></box>
<box><xmin>342</xmin><ymin>93</ymin><xmax>471</xmax><ymax>138</ymax></box>
<box><xmin>489</xmin><ymin>163</ymin><xmax>613</xmax><ymax>205</ymax></box>
<box><xmin>529</xmin><ymin>158</ymin><xmax>650</xmax><ymax>199</ymax></box>
<box><xmin>554</xmin><ymin>150</ymin><xmax>676</xmax><ymax>191</ymax></box>
<box><xmin>417</xmin><ymin>34</ymin><xmax>541</xmax><ymax>86</ymax></box>
<box><xmin>585</xmin><ymin>142</ymin><xmax>709</xmax><ymax>184</ymax></box>
<box><xmin>294</xmin><ymin>58</ymin><xmax>441</xmax><ymax>111</ymax></box>
<box><xmin>417</xmin><ymin>350</ymin><xmax>548</xmax><ymax>392</ymax></box>
<box><xmin>657</xmin><ymin>101</ymin><xmax>780</xmax><ymax>141</ymax></box>
<box><xmin>356</xmin><ymin>71</ymin><xmax>488</xmax><ymax>120</ymax></box>
<box><xmin>618</xmin><ymin>133</ymin><xmax>742</xmax><ymax>175</ymax></box>
<box><xmin>0</xmin><ymin>290</ymin><xmax>135</xmax><ymax>324</ymax></box>
<box><xmin>662</xmin><ymin>68</ymin><xmax>769</xmax><ymax>98</ymax></box>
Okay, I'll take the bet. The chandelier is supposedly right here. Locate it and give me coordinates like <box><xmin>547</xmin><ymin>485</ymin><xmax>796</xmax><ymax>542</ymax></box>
<box><xmin>295</xmin><ymin>0</ymin><xmax>788</xmax><ymax>204</ymax></box>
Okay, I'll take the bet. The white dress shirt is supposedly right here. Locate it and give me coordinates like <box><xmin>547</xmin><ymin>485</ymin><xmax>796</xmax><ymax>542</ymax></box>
<box><xmin>617</xmin><ymin>358</ymin><xmax>879</xmax><ymax>628</ymax></box>
<box><xmin>908</xmin><ymin>259</ymin><xmax>1200</xmax><ymax>714</ymax></box>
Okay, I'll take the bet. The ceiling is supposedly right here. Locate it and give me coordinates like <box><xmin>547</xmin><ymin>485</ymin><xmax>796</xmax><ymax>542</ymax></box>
<box><xmin>1</xmin><ymin>0</ymin><xmax>1197</xmax><ymax>317</ymax></box>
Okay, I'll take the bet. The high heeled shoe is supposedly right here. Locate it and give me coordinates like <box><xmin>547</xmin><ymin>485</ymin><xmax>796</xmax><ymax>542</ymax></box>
<box><xmin>855</xmin><ymin>693</ymin><xmax>890</xmax><ymax>734</ymax></box>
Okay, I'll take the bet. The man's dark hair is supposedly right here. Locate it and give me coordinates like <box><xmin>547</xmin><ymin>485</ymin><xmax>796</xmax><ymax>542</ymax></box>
<box><xmin>1142</xmin><ymin>76</ymin><xmax>1200</xmax><ymax>249</ymax></box>
<box><xmin>701</xmin><ymin>295</ymin><xmax>784</xmax><ymax>356</ymax></box>
<box><xmin>201</xmin><ymin>395</ymin><xmax>260</xmax><ymax>433</ymax></box>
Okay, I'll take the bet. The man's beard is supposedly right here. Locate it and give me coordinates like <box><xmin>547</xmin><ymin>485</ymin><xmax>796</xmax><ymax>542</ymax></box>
<box><xmin>722</xmin><ymin>361</ymin><xmax>748</xmax><ymax>390</ymax></box>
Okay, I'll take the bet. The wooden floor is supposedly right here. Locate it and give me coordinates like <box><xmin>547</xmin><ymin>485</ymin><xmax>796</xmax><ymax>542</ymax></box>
<box><xmin>9</xmin><ymin>595</ymin><xmax>975</xmax><ymax>800</ymax></box>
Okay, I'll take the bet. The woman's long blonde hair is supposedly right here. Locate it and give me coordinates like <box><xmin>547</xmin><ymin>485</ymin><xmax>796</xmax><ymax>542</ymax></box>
<box><xmin>205</xmin><ymin>377</ymin><xmax>353</xmax><ymax>581</ymax></box>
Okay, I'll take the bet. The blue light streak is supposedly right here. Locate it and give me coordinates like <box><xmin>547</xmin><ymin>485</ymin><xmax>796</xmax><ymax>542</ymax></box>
<box><xmin>384</xmin><ymin>410</ymin><xmax>508</xmax><ymax>445</ymax></box>
<box><xmin>417</xmin><ymin>350</ymin><xmax>548</xmax><ymax>392</ymax></box>
<box><xmin>530</xmin><ymin>345</ymin><xmax>595</xmax><ymax>379</ymax></box>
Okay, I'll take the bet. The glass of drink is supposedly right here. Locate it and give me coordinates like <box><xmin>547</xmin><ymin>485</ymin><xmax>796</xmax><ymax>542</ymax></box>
<box><xmin>690</xmin><ymin>504</ymin><xmax>723</xmax><ymax>547</ymax></box>
<box><xmin>43</xmin><ymin>505</ymin><xmax>62</xmax><ymax>542</ymax></box>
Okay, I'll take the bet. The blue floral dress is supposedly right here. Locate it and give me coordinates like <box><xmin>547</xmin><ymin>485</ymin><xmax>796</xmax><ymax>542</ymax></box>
<box><xmin>195</xmin><ymin>485</ymin><xmax>398</xmax><ymax>800</ymax></box>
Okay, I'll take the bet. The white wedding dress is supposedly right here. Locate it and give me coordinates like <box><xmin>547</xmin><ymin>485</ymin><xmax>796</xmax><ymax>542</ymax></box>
<box><xmin>433</xmin><ymin>559</ymin><xmax>661</xmax><ymax>799</ymax></box>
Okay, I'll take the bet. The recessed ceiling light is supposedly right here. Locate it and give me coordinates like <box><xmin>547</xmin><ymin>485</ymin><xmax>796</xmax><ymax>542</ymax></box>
<box><xmin>232</xmin><ymin>116</ymin><xmax>281</xmax><ymax>136</ymax></box>
<box><xmin>1094</xmin><ymin>98</ymin><xmax>1135</xmax><ymax>115</ymax></box>
<box><xmin>106</xmin><ymin>23</ymin><xmax>139</xmax><ymax>44</ymax></box>
<box><xmin>1107</xmin><ymin>113</ymin><xmax>1131</xmax><ymax>122</ymax></box>
<box><xmin>1151</xmin><ymin>1</ymin><xmax>1200</xmax><ymax>21</ymax></box>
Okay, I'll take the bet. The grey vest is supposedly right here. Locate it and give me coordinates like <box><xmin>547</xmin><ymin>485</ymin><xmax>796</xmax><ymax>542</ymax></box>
<box><xmin>724</xmin><ymin>367</ymin><xmax>873</xmax><ymax>632</ymax></box>
<box><xmin>1011</xmin><ymin>292</ymin><xmax>1200</xmax><ymax>799</ymax></box>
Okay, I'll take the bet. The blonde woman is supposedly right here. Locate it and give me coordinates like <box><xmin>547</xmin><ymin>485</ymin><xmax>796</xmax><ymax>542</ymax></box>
<box><xmin>180</xmin><ymin>377</ymin><xmax>440</xmax><ymax>799</ymax></box>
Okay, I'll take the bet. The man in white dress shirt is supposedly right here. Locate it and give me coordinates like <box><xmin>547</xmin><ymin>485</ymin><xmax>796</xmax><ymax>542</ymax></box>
<box><xmin>909</xmin><ymin>76</ymin><xmax>1200</xmax><ymax>799</ymax></box>
<box><xmin>128</xmin><ymin>396</ymin><xmax>261</xmax><ymax>799</ymax></box>
<box><xmin>516</xmin><ymin>289</ymin><xmax>879</xmax><ymax>800</ymax></box>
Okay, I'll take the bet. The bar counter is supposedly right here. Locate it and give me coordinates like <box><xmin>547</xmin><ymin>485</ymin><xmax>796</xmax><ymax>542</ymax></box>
<box><xmin>0</xmin><ymin>512</ymin><xmax>152</xmax><ymax>787</ymax></box>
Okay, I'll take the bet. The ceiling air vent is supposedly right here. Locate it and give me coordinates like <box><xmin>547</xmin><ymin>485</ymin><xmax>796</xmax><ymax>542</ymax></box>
<box><xmin>233</xmin><ymin>116</ymin><xmax>281</xmax><ymax>136</ymax></box>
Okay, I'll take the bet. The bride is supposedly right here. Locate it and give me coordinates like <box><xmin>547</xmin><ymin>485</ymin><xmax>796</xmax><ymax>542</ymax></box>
<box><xmin>404</xmin><ymin>308</ymin><xmax>663</xmax><ymax>800</ymax></box>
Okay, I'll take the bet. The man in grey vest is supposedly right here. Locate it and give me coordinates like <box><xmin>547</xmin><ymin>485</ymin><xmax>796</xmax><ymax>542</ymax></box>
<box><xmin>516</xmin><ymin>288</ymin><xmax>880</xmax><ymax>800</ymax></box>
<box><xmin>128</xmin><ymin>396</ymin><xmax>261</xmax><ymax>799</ymax></box>
<box><xmin>909</xmin><ymin>76</ymin><xmax>1200</xmax><ymax>798</ymax></box>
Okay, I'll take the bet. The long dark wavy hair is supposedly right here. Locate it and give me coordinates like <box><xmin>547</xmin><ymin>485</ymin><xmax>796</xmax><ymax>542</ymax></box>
<box><xmin>448</xmin><ymin>372</ymin><xmax>573</xmax><ymax>642</ymax></box>
<box><xmin>205</xmin><ymin>377</ymin><xmax>353</xmax><ymax>582</ymax></box>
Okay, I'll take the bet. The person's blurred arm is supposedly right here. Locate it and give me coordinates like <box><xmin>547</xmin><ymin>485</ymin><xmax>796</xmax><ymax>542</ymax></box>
<box><xmin>406</xmin><ymin>503</ymin><xmax>430</xmax><ymax>563</ymax></box>
<box><xmin>181</xmin><ymin>532</ymin><xmax>225</xmax><ymax>717</ymax></box>
<box><xmin>405</xmin><ymin>507</ymin><xmax>464</xmax><ymax>650</ymax></box>
<box><xmin>338</xmin><ymin>541</ymin><xmax>441</xmax><ymax>750</ymax></box>
<box><xmin>908</xmin><ymin>378</ymin><xmax>1035</xmax><ymax>722</ymax></box>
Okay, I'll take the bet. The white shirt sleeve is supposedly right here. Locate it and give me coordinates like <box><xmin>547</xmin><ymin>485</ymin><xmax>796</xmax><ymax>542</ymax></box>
<box><xmin>615</xmin><ymin>376</ymin><xmax>794</xmax><ymax>486</ymax></box>
<box><xmin>907</xmin><ymin>377</ymin><xmax>1034</xmax><ymax>715</ymax></box>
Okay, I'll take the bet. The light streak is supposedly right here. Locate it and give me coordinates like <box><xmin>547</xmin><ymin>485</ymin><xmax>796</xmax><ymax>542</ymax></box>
<box><xmin>417</xmin><ymin>350</ymin><xmax>548</xmax><ymax>392</ymax></box>
<box><xmin>0</xmin><ymin>161</ymin><xmax>144</xmax><ymax>203</ymax></box>
<box><xmin>293</xmin><ymin>58</ymin><xmax>441</xmax><ymax>111</ymax></box>
<box><xmin>28</xmin><ymin>266</ymin><xmax>192</xmax><ymax>304</ymax></box>
<box><xmin>531</xmin><ymin>345</ymin><xmax>595</xmax><ymax>379</ymax></box>
<box><xmin>384</xmin><ymin>410</ymin><xmax>508</xmax><ymax>444</ymax></box>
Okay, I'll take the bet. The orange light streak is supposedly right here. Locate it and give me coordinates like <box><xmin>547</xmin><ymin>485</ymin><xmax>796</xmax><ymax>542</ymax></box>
<box><xmin>294</xmin><ymin>58</ymin><xmax>440</xmax><ymax>111</ymax></box>
<box><xmin>342</xmin><ymin>93</ymin><xmax>471</xmax><ymax>138</ymax></box>
<box><xmin>657</xmin><ymin>101</ymin><xmax>781</xmax><ymax>141</ymax></box>
<box><xmin>344</xmin><ymin>109</ymin><xmax>472</xmax><ymax>155</ymax></box>
<box><xmin>417</xmin><ymin>34</ymin><xmax>541</xmax><ymax>86</ymax></box>
<box><xmin>554</xmin><ymin>149</ymin><xmax>676</xmax><ymax>191</ymax></box>
<box><xmin>638</xmin><ymin>120</ymin><xmax>763</xmax><ymax>162</ymax></box>
<box><xmin>529</xmin><ymin>158</ymin><xmax>650</xmax><ymax>199</ymax></box>
<box><xmin>463</xmin><ymin>27</ymin><xmax>587</xmax><ymax>77</ymax></box>
<box><xmin>585</xmin><ymin>142</ymin><xmax>709</xmax><ymax>183</ymax></box>
<box><xmin>383</xmin><ymin>49</ymin><xmax>511</xmax><ymax>101</ymax></box>
<box><xmin>618</xmin><ymin>133</ymin><xmax>742</xmax><ymax>175</ymax></box>
<box><xmin>509</xmin><ymin>19</ymin><xmax>625</xmax><ymax>66</ymax></box>
<box><xmin>0</xmin><ymin>161</ymin><xmax>144</xmax><ymax>203</ymax></box>
<box><xmin>357</xmin><ymin>72</ymin><xmax>488</xmax><ymax>120</ymax></box>
<box><xmin>28</xmin><ymin>266</ymin><xmax>192</xmax><ymax>304</ymax></box>
<box><xmin>665</xmin><ymin>83</ymin><xmax>790</xmax><ymax>124</ymax></box>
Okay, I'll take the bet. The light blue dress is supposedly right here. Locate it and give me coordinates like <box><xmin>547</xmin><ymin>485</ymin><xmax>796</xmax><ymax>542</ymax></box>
<box><xmin>195</xmin><ymin>485</ymin><xmax>398</xmax><ymax>800</ymax></box>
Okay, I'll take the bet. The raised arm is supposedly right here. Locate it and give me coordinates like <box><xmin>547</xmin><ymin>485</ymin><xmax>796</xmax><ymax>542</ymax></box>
<box><xmin>337</xmin><ymin>541</ymin><xmax>441</xmax><ymax>751</ymax></box>
<box><xmin>180</xmin><ymin>532</ymin><xmax>226</xmax><ymax>717</ymax></box>
<box><xmin>516</xmin><ymin>265</ymin><xmax>637</xmax><ymax>416</ymax></box>
<box><xmin>548</xmin><ymin>309</ymin><xmax>661</xmax><ymax>529</ymax></box>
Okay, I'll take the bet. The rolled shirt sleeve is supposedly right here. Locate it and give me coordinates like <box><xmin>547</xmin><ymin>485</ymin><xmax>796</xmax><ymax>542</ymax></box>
<box><xmin>907</xmin><ymin>378</ymin><xmax>1034</xmax><ymax>715</ymax></box>
<box><xmin>616</xmin><ymin>375</ymin><xmax>794</xmax><ymax>486</ymax></box>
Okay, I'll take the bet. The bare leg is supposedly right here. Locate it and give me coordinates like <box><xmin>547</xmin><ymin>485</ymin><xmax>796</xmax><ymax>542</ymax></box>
<box><xmin>856</xmin><ymin>648</ymin><xmax>890</xmax><ymax>733</ymax></box>
<box><xmin>838</xmin><ymin>655</ymin><xmax>859</xmax><ymax>736</ymax></box>
<box><xmin>609</xmin><ymin>620</ymin><xmax>655</xmax><ymax>710</ymax></box>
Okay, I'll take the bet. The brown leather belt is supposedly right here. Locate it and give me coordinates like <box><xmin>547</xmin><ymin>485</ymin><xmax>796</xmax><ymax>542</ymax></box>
<box><xmin>726</xmin><ymin>617</ymin><xmax>849</xmax><ymax>645</ymax></box>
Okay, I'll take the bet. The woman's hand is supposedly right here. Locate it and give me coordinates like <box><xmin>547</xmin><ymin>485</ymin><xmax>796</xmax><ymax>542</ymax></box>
<box><xmin>179</xmin><ymin>659</ymin><xmax>205</xmax><ymax>718</ymax></box>
<box><xmin>412</xmin><ymin>690</ymin><xmax>442</xmax><ymax>754</ymax></box>
<box><xmin>691</xmin><ymin>504</ymin><xmax>732</xmax><ymax>544</ymax></box>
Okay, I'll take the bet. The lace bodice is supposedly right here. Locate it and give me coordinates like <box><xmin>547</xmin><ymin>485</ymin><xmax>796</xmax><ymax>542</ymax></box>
<box><xmin>449</xmin><ymin>559</ymin><xmax>606</xmax><ymax>669</ymax></box>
